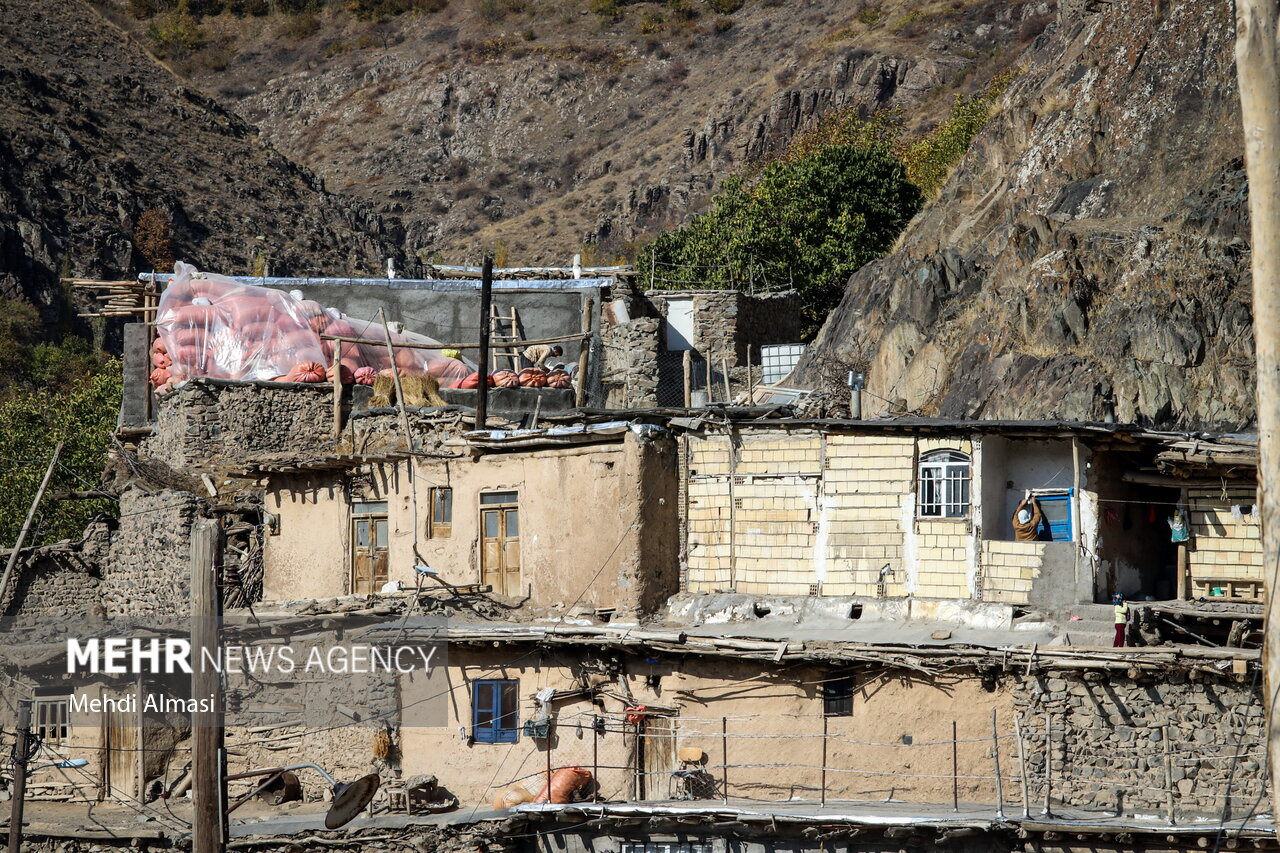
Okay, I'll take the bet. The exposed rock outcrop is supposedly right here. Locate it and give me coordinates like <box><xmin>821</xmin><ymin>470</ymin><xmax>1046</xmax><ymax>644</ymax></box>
<box><xmin>0</xmin><ymin>0</ymin><xmax>402</xmax><ymax>325</ymax></box>
<box><xmin>799</xmin><ymin>0</ymin><xmax>1255</xmax><ymax>430</ymax></box>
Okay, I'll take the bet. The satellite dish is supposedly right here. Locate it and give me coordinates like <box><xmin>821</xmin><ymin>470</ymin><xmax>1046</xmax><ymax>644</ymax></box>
<box><xmin>324</xmin><ymin>774</ymin><xmax>381</xmax><ymax>830</ymax></box>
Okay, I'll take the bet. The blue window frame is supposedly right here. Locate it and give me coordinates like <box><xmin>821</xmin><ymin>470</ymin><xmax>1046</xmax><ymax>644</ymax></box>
<box><xmin>1036</xmin><ymin>492</ymin><xmax>1074</xmax><ymax>542</ymax></box>
<box><xmin>472</xmin><ymin>679</ymin><xmax>519</xmax><ymax>744</ymax></box>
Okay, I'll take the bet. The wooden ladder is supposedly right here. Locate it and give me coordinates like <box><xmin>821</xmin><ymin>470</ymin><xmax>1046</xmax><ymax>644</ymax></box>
<box><xmin>490</xmin><ymin>305</ymin><xmax>524</xmax><ymax>370</ymax></box>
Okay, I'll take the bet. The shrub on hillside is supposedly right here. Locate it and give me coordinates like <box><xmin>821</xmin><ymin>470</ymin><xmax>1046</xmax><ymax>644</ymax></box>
<box><xmin>146</xmin><ymin>10</ymin><xmax>207</xmax><ymax>57</ymax></box>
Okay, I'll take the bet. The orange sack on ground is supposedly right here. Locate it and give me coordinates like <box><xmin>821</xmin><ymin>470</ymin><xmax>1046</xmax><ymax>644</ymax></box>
<box><xmin>532</xmin><ymin>766</ymin><xmax>592</xmax><ymax>804</ymax></box>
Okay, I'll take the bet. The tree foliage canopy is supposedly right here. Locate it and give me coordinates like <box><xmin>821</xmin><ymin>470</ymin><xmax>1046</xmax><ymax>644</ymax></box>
<box><xmin>635</xmin><ymin>71</ymin><xmax>1014</xmax><ymax>336</ymax></box>
<box><xmin>0</xmin><ymin>299</ymin><xmax>120</xmax><ymax>549</ymax></box>
<box><xmin>638</xmin><ymin>144</ymin><xmax>922</xmax><ymax>333</ymax></box>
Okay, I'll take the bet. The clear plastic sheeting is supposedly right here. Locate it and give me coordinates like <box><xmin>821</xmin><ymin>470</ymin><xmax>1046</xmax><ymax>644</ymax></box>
<box><xmin>152</xmin><ymin>262</ymin><xmax>471</xmax><ymax>392</ymax></box>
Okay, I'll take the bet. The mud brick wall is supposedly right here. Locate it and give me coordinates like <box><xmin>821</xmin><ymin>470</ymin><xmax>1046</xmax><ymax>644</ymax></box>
<box><xmin>103</xmin><ymin>488</ymin><xmax>203</xmax><ymax>627</ymax></box>
<box><xmin>1014</xmin><ymin>670</ymin><xmax>1266</xmax><ymax>819</ymax></box>
<box><xmin>144</xmin><ymin>379</ymin><xmax>334</xmax><ymax>469</ymax></box>
<box><xmin>603</xmin><ymin>317</ymin><xmax>660</xmax><ymax>408</ymax></box>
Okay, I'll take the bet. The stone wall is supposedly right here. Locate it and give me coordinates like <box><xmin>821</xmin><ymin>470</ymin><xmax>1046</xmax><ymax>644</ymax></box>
<box><xmin>602</xmin><ymin>317</ymin><xmax>660</xmax><ymax>408</ymax></box>
<box><xmin>103</xmin><ymin>487</ymin><xmax>203</xmax><ymax>627</ymax></box>
<box><xmin>1014</xmin><ymin>670</ymin><xmax>1266</xmax><ymax>818</ymax></box>
<box><xmin>645</xmin><ymin>290</ymin><xmax>804</xmax><ymax>366</ymax></box>
<box><xmin>144</xmin><ymin>379</ymin><xmax>335</xmax><ymax>469</ymax></box>
<box><xmin>0</xmin><ymin>526</ymin><xmax>110</xmax><ymax>634</ymax></box>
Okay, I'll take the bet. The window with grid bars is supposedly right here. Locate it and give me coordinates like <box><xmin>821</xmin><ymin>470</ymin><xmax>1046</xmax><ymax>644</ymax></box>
<box><xmin>917</xmin><ymin>450</ymin><xmax>971</xmax><ymax>518</ymax></box>
<box><xmin>34</xmin><ymin>697</ymin><xmax>69</xmax><ymax>744</ymax></box>
<box><xmin>429</xmin><ymin>487</ymin><xmax>452</xmax><ymax>538</ymax></box>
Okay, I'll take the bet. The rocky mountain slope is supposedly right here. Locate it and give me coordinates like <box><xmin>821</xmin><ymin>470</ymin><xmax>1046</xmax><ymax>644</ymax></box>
<box><xmin>100</xmin><ymin>0</ymin><xmax>1053</xmax><ymax>264</ymax></box>
<box><xmin>0</xmin><ymin>0</ymin><xmax>401</xmax><ymax>325</ymax></box>
<box><xmin>798</xmin><ymin>0</ymin><xmax>1256</xmax><ymax>430</ymax></box>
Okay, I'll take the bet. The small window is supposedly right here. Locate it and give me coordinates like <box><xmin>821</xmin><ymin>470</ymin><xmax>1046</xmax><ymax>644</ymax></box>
<box><xmin>472</xmin><ymin>679</ymin><xmax>519</xmax><ymax>744</ymax></box>
<box><xmin>352</xmin><ymin>501</ymin><xmax>388</xmax><ymax>515</ymax></box>
<box><xmin>918</xmin><ymin>450</ymin><xmax>971</xmax><ymax>518</ymax></box>
<box><xmin>822</xmin><ymin>675</ymin><xmax>854</xmax><ymax>717</ymax></box>
<box><xmin>430</xmin><ymin>488</ymin><xmax>452</xmax><ymax>539</ymax></box>
<box><xmin>34</xmin><ymin>697</ymin><xmax>69</xmax><ymax>744</ymax></box>
<box><xmin>480</xmin><ymin>491</ymin><xmax>518</xmax><ymax>506</ymax></box>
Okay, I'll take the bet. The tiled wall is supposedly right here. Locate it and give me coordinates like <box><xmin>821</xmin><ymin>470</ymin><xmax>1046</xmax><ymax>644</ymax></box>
<box><xmin>982</xmin><ymin>540</ymin><xmax>1046</xmax><ymax>604</ymax></box>
<box><xmin>684</xmin><ymin>431</ymin><xmax>980</xmax><ymax>599</ymax></box>
<box><xmin>1186</xmin><ymin>487</ymin><xmax>1263</xmax><ymax>600</ymax></box>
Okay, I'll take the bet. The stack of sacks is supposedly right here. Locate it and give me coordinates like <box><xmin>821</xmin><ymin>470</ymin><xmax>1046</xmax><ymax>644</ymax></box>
<box><xmin>152</xmin><ymin>262</ymin><xmax>471</xmax><ymax>392</ymax></box>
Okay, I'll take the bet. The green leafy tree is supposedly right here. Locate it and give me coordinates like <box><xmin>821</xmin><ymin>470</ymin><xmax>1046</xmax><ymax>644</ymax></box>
<box><xmin>0</xmin><ymin>296</ymin><xmax>121</xmax><ymax>548</ymax></box>
<box><xmin>639</xmin><ymin>144</ymin><xmax>922</xmax><ymax>333</ymax></box>
<box><xmin>0</xmin><ymin>364</ymin><xmax>122</xmax><ymax>547</ymax></box>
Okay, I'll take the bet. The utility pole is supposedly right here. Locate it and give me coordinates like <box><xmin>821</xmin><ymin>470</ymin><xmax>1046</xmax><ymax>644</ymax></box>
<box><xmin>191</xmin><ymin>521</ymin><xmax>226</xmax><ymax>853</ymax></box>
<box><xmin>476</xmin><ymin>255</ymin><xmax>494</xmax><ymax>430</ymax></box>
<box><xmin>6</xmin><ymin>701</ymin><xmax>30</xmax><ymax>853</ymax></box>
<box><xmin>1235</xmin><ymin>0</ymin><xmax>1280</xmax><ymax>822</ymax></box>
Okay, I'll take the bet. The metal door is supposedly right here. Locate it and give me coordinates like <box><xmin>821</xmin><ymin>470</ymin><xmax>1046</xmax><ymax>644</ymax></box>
<box><xmin>352</xmin><ymin>514</ymin><xmax>389</xmax><ymax>594</ymax></box>
<box><xmin>481</xmin><ymin>506</ymin><xmax>521</xmax><ymax>596</ymax></box>
<box><xmin>663</xmin><ymin>299</ymin><xmax>694</xmax><ymax>351</ymax></box>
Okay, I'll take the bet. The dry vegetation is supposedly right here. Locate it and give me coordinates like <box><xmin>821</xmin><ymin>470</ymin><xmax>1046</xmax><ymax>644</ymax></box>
<box><xmin>97</xmin><ymin>0</ymin><xmax>1048</xmax><ymax>265</ymax></box>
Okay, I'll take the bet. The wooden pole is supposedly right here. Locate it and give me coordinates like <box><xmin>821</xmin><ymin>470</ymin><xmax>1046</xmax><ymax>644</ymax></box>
<box><xmin>592</xmin><ymin>717</ymin><xmax>599</xmax><ymax>800</ymax></box>
<box><xmin>1042</xmin><ymin>711</ymin><xmax>1052</xmax><ymax>817</ymax></box>
<box><xmin>331</xmin><ymin>342</ymin><xmax>342</xmax><ymax>439</ymax></box>
<box><xmin>576</xmin><ymin>297</ymin><xmax>593</xmax><ymax>408</ymax></box>
<box><xmin>6</xmin><ymin>701</ymin><xmax>30</xmax><ymax>853</ymax></box>
<box><xmin>0</xmin><ymin>442</ymin><xmax>64</xmax><ymax>606</ymax></box>
<box><xmin>682</xmin><ymin>351</ymin><xmax>692</xmax><ymax>408</ymax></box>
<box><xmin>191</xmin><ymin>521</ymin><xmax>226</xmax><ymax>853</ymax></box>
<box><xmin>721</xmin><ymin>716</ymin><xmax>729</xmax><ymax>805</ymax></box>
<box><xmin>951</xmin><ymin>719</ymin><xmax>959</xmax><ymax>812</ymax></box>
<box><xmin>547</xmin><ymin>718</ymin><xmax>554</xmax><ymax>799</ymax></box>
<box><xmin>820</xmin><ymin>712</ymin><xmax>828</xmax><ymax>806</ymax></box>
<box><xmin>476</xmin><ymin>256</ymin><xmax>493</xmax><ymax>430</ymax></box>
<box><xmin>1015</xmin><ymin>715</ymin><xmax>1030</xmax><ymax>818</ymax></box>
<box><xmin>377</xmin><ymin>308</ymin><xmax>415</xmax><ymax>454</ymax></box>
<box><xmin>705</xmin><ymin>357</ymin><xmax>712</xmax><ymax>402</ymax></box>
<box><xmin>721</xmin><ymin>358</ymin><xmax>731</xmax><ymax>403</ymax></box>
<box><xmin>1163</xmin><ymin>725</ymin><xmax>1176</xmax><ymax>825</ymax></box>
<box><xmin>992</xmin><ymin>708</ymin><xmax>1005</xmax><ymax>819</ymax></box>
<box><xmin>1235</xmin><ymin>0</ymin><xmax>1280</xmax><ymax>822</ymax></box>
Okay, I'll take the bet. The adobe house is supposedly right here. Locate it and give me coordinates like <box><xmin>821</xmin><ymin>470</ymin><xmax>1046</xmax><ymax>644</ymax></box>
<box><xmin>249</xmin><ymin>422</ymin><xmax>680</xmax><ymax>617</ymax></box>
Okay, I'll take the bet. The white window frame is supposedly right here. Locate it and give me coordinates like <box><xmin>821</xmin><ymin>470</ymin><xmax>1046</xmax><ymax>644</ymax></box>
<box><xmin>917</xmin><ymin>450</ymin><xmax>971</xmax><ymax>519</ymax></box>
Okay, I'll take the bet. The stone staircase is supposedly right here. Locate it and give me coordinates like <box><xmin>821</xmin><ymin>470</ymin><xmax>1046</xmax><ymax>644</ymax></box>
<box><xmin>1050</xmin><ymin>603</ymin><xmax>1118</xmax><ymax>647</ymax></box>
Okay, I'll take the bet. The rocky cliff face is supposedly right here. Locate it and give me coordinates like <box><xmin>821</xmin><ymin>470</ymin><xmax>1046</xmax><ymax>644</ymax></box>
<box><xmin>799</xmin><ymin>0</ymin><xmax>1255</xmax><ymax>430</ymax></box>
<box><xmin>0</xmin><ymin>0</ymin><xmax>401</xmax><ymax>324</ymax></box>
<box><xmin>100</xmin><ymin>0</ymin><xmax>1052</xmax><ymax>264</ymax></box>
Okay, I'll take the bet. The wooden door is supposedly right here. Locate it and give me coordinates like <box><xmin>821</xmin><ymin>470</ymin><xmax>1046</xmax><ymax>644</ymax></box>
<box><xmin>352</xmin><ymin>514</ymin><xmax>389</xmax><ymax>594</ymax></box>
<box><xmin>480</xmin><ymin>506</ymin><xmax>521</xmax><ymax>596</ymax></box>
<box><xmin>104</xmin><ymin>689</ymin><xmax>137</xmax><ymax>801</ymax></box>
<box><xmin>642</xmin><ymin>715</ymin><xmax>677</xmax><ymax>800</ymax></box>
